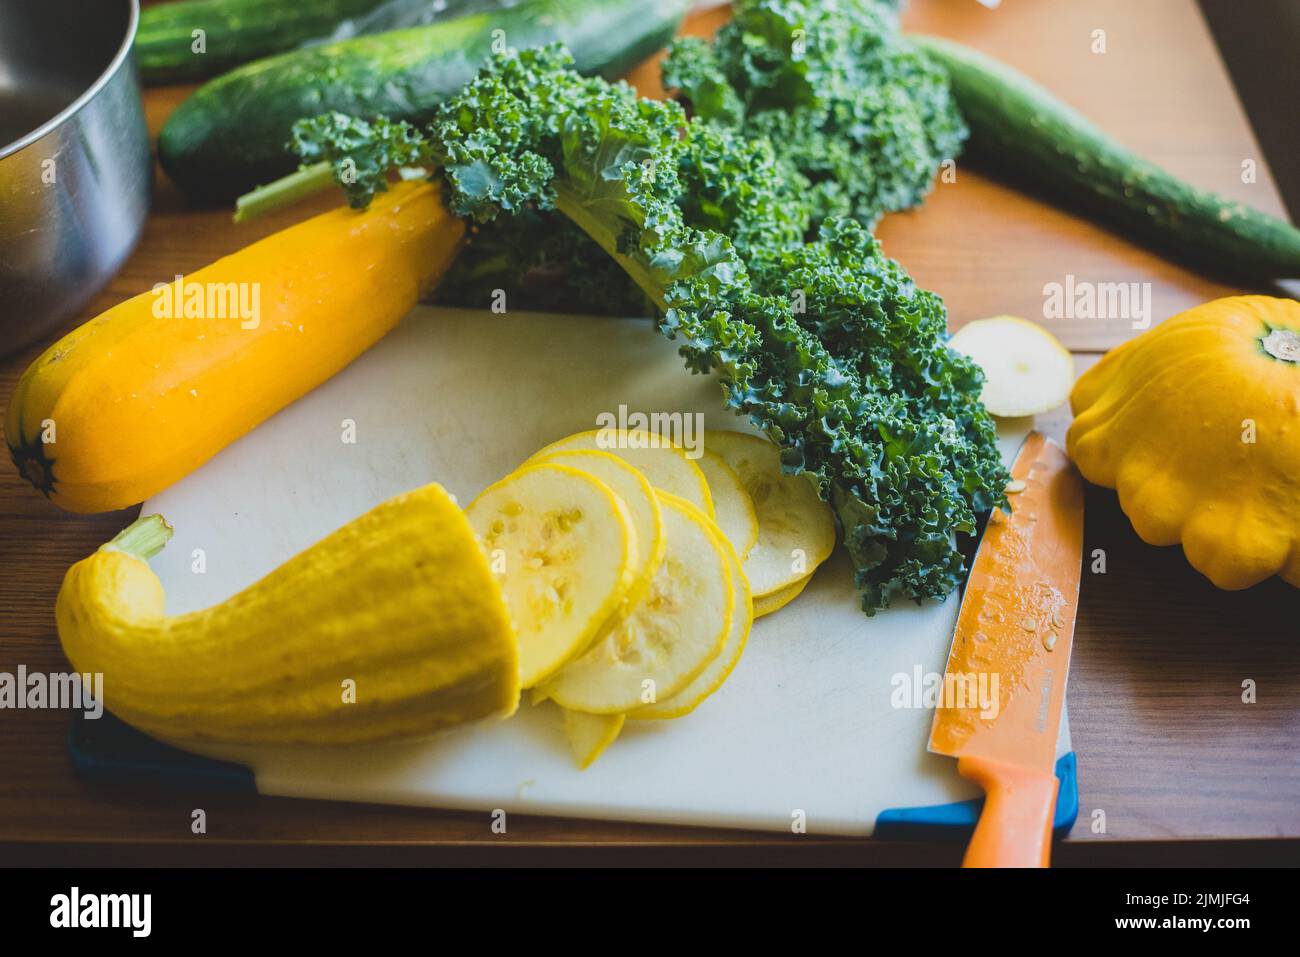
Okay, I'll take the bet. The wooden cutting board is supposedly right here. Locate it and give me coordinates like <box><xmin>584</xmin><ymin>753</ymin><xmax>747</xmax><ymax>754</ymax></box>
<box><xmin>121</xmin><ymin>305</ymin><xmax>1070</xmax><ymax>836</ymax></box>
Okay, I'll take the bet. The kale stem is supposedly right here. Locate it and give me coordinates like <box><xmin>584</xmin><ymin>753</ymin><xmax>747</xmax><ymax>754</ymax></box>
<box><xmin>553</xmin><ymin>183</ymin><xmax>668</xmax><ymax>313</ymax></box>
<box><xmin>233</xmin><ymin>161</ymin><xmax>336</xmax><ymax>224</ymax></box>
<box><xmin>236</xmin><ymin>166</ymin><xmax>670</xmax><ymax>319</ymax></box>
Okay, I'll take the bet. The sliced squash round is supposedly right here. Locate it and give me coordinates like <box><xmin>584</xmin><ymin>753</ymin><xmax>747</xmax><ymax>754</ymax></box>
<box><xmin>703</xmin><ymin>431</ymin><xmax>836</xmax><ymax>598</ymax></box>
<box><xmin>561</xmin><ymin>708</ymin><xmax>625</xmax><ymax>769</ymax></box>
<box><xmin>752</xmin><ymin>573</ymin><xmax>811</xmax><ymax>619</ymax></box>
<box><xmin>533</xmin><ymin>449</ymin><xmax>665</xmax><ymax>613</ymax></box>
<box><xmin>467</xmin><ymin>463</ymin><xmax>638</xmax><ymax>688</ymax></box>
<box><xmin>630</xmin><ymin>532</ymin><xmax>752</xmax><ymax>720</ymax></box>
<box><xmin>528</xmin><ymin>429</ymin><xmax>714</xmax><ymax>518</ymax></box>
<box><xmin>697</xmin><ymin>449</ymin><xmax>759</xmax><ymax>559</ymax></box>
<box><xmin>948</xmin><ymin>315</ymin><xmax>1075</xmax><ymax>417</ymax></box>
<box><xmin>542</xmin><ymin>491</ymin><xmax>733</xmax><ymax>714</ymax></box>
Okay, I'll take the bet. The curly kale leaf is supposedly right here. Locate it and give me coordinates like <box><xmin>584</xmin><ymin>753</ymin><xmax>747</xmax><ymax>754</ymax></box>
<box><xmin>292</xmin><ymin>45</ymin><xmax>1009</xmax><ymax>613</ymax></box>
<box><xmin>663</xmin><ymin>0</ymin><xmax>967</xmax><ymax>231</ymax></box>
<box><xmin>424</xmin><ymin>47</ymin><xmax>745</xmax><ymax>306</ymax></box>
<box><xmin>292</xmin><ymin>67</ymin><xmax>653</xmax><ymax>316</ymax></box>
<box><xmin>665</xmin><ymin>218</ymin><xmax>1006</xmax><ymax>609</ymax></box>
<box><xmin>305</xmin><ymin>0</ymin><xmax>965</xmax><ymax>313</ymax></box>
<box><xmin>291</xmin><ymin>112</ymin><xmax>429</xmax><ymax>209</ymax></box>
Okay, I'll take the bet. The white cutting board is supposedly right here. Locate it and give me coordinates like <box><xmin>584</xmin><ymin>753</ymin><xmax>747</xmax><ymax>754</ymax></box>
<box><xmin>143</xmin><ymin>306</ymin><xmax>1068</xmax><ymax>836</ymax></box>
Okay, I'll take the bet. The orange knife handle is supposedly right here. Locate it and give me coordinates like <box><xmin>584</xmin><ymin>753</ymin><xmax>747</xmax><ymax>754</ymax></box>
<box><xmin>958</xmin><ymin>756</ymin><xmax>1059</xmax><ymax>868</ymax></box>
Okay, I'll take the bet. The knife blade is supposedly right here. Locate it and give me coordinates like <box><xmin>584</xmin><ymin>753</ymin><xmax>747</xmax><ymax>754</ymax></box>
<box><xmin>928</xmin><ymin>430</ymin><xmax>1084</xmax><ymax>867</ymax></box>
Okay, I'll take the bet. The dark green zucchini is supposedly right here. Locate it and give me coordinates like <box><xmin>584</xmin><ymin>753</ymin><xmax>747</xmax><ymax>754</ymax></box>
<box><xmin>158</xmin><ymin>0</ymin><xmax>691</xmax><ymax>202</ymax></box>
<box><xmin>913</xmin><ymin>34</ymin><xmax>1300</xmax><ymax>283</ymax></box>
<box><xmin>136</xmin><ymin>0</ymin><xmax>390</xmax><ymax>84</ymax></box>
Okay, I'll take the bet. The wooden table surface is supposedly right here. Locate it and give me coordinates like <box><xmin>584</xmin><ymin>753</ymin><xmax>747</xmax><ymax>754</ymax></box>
<box><xmin>2</xmin><ymin>0</ymin><xmax>1298</xmax><ymax>863</ymax></box>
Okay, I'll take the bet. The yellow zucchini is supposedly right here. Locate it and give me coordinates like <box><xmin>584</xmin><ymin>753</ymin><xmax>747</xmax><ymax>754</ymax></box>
<box><xmin>7</xmin><ymin>181</ymin><xmax>463</xmax><ymax>513</ymax></box>
<box><xmin>56</xmin><ymin>483</ymin><xmax>519</xmax><ymax>746</ymax></box>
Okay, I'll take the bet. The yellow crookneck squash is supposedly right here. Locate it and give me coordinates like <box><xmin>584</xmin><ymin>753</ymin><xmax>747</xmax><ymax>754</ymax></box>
<box><xmin>56</xmin><ymin>483</ymin><xmax>519</xmax><ymax>746</ymax></box>
<box><xmin>1067</xmin><ymin>295</ymin><xmax>1300</xmax><ymax>590</ymax></box>
<box><xmin>7</xmin><ymin>180</ymin><xmax>463</xmax><ymax>513</ymax></box>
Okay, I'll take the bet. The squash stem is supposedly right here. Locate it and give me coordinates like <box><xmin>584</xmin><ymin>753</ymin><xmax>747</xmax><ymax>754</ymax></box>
<box><xmin>233</xmin><ymin>161</ymin><xmax>335</xmax><ymax>224</ymax></box>
<box><xmin>1261</xmin><ymin>328</ymin><xmax>1300</xmax><ymax>363</ymax></box>
<box><xmin>104</xmin><ymin>514</ymin><xmax>174</xmax><ymax>560</ymax></box>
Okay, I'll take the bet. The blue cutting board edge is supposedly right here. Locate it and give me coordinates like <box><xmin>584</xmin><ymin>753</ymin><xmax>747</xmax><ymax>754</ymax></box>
<box><xmin>68</xmin><ymin>710</ymin><xmax>1079</xmax><ymax>840</ymax></box>
<box><xmin>875</xmin><ymin>752</ymin><xmax>1079</xmax><ymax>840</ymax></box>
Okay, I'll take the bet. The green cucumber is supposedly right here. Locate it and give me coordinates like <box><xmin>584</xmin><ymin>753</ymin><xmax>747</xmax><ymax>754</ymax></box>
<box><xmin>913</xmin><ymin>34</ymin><xmax>1300</xmax><ymax>283</ymax></box>
<box><xmin>158</xmin><ymin>0</ymin><xmax>690</xmax><ymax>203</ymax></box>
<box><xmin>136</xmin><ymin>0</ymin><xmax>390</xmax><ymax>84</ymax></box>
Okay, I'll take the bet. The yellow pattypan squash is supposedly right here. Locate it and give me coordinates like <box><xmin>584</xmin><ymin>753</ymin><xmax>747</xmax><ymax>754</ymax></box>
<box><xmin>1067</xmin><ymin>295</ymin><xmax>1300</xmax><ymax>591</ymax></box>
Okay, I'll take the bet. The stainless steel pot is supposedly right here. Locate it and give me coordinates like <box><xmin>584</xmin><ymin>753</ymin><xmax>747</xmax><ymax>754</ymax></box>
<box><xmin>0</xmin><ymin>0</ymin><xmax>151</xmax><ymax>357</ymax></box>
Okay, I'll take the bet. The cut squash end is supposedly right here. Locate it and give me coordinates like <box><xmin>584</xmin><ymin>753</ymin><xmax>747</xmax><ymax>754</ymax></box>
<box><xmin>949</xmin><ymin>315</ymin><xmax>1075</xmax><ymax>418</ymax></box>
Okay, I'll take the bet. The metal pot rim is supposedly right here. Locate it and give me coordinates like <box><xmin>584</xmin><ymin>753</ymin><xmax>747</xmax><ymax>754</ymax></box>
<box><xmin>0</xmin><ymin>0</ymin><xmax>141</xmax><ymax>161</ymax></box>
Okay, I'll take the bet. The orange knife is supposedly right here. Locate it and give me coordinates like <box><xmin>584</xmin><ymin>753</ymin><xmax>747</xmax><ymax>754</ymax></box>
<box><xmin>928</xmin><ymin>431</ymin><xmax>1084</xmax><ymax>867</ymax></box>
